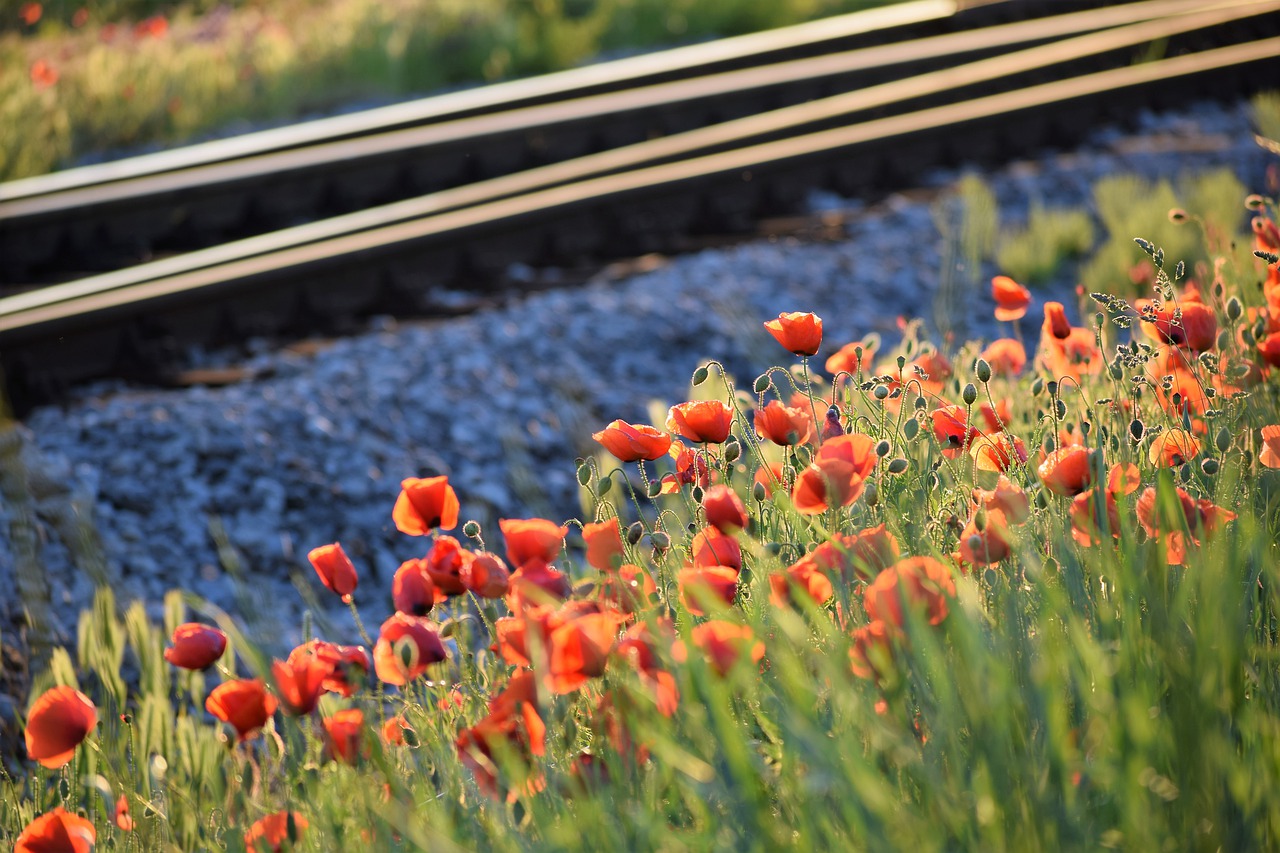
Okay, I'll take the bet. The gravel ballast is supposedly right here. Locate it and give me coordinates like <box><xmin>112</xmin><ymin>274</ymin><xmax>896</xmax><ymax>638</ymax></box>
<box><xmin>4</xmin><ymin>98</ymin><xmax>1273</xmax><ymax>649</ymax></box>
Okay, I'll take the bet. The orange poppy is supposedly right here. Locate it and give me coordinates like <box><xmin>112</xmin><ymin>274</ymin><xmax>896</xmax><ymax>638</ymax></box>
<box><xmin>307</xmin><ymin>542</ymin><xmax>358</xmax><ymax>599</ymax></box>
<box><xmin>164</xmin><ymin>623</ymin><xmax>227</xmax><ymax>670</ymax></box>
<box><xmin>689</xmin><ymin>525</ymin><xmax>742</xmax><ymax>571</ymax></box>
<box><xmin>15</xmin><ymin>807</ymin><xmax>95</xmax><ymax>853</ymax></box>
<box><xmin>206</xmin><ymin>679</ymin><xmax>277</xmax><ymax>741</ymax></box>
<box><xmin>1148</xmin><ymin>429</ymin><xmax>1201</xmax><ymax>467</ymax></box>
<box><xmin>500</xmin><ymin>518</ymin><xmax>568</xmax><ymax>569</ymax></box>
<box><xmin>295</xmin><ymin>640</ymin><xmax>369</xmax><ymax>697</ymax></box>
<box><xmin>582</xmin><ymin>517</ymin><xmax>625</xmax><ymax>571</ymax></box>
<box><xmin>456</xmin><ymin>673</ymin><xmax>546</xmax><ymax>800</ymax></box>
<box><xmin>592</xmin><ymin>420</ymin><xmax>672</xmax><ymax>462</ymax></box>
<box><xmin>791</xmin><ymin>432</ymin><xmax>877</xmax><ymax>515</ymax></box>
<box><xmin>392</xmin><ymin>559</ymin><xmax>436</xmax><ymax>616</ymax></box>
<box><xmin>1261</xmin><ymin>424</ymin><xmax>1280</xmax><ymax>468</ymax></box>
<box><xmin>616</xmin><ymin>620</ymin><xmax>680</xmax><ymax>716</ymax></box>
<box><xmin>505</xmin><ymin>559</ymin><xmax>571</xmax><ymax>612</ymax></box>
<box><xmin>813</xmin><ymin>525</ymin><xmax>902</xmax><ymax>582</ymax></box>
<box><xmin>702</xmin><ymin>484</ymin><xmax>749</xmax><ymax>533</ymax></box>
<box><xmin>272</xmin><ymin>651</ymin><xmax>329</xmax><ymax>717</ymax></box>
<box><xmin>863</xmin><ymin>557</ymin><xmax>955</xmax><ymax>628</ymax></box>
<box><xmin>373</xmin><ymin>614</ymin><xmax>447</xmax><ymax>685</ymax></box>
<box><xmin>686</xmin><ymin>621</ymin><xmax>765</xmax><ymax>677</ymax></box>
<box><xmin>1137</xmin><ymin>292</ymin><xmax>1217</xmax><ymax>352</ymax></box>
<box><xmin>115</xmin><ymin>794</ymin><xmax>134</xmax><ymax>831</ymax></box>
<box><xmin>764</xmin><ymin>311</ymin><xmax>823</xmax><ymax>356</ymax></box>
<box><xmin>392</xmin><ymin>475</ymin><xmax>460</xmax><ymax>534</ymax></box>
<box><xmin>244</xmin><ymin>811</ymin><xmax>308</xmax><ymax>853</ymax></box>
<box><xmin>972</xmin><ymin>475</ymin><xmax>1030</xmax><ymax>525</ymax></box>
<box><xmin>1038</xmin><ymin>445</ymin><xmax>1096</xmax><ymax>496</ymax></box>
<box><xmin>323</xmin><ymin>709</ymin><xmax>366</xmax><ymax>765</ymax></box>
<box><xmin>753</xmin><ymin>400</ymin><xmax>814</xmax><ymax>446</ymax></box>
<box><xmin>1258</xmin><ymin>331</ymin><xmax>1280</xmax><ymax>369</ymax></box>
<box><xmin>463</xmin><ymin>552</ymin><xmax>511</xmax><ymax>598</ymax></box>
<box><xmin>661</xmin><ymin>441</ymin><xmax>713</xmax><ymax>493</ymax></box>
<box><xmin>382</xmin><ymin>715</ymin><xmax>414</xmax><ymax>746</ymax></box>
<box><xmin>971</xmin><ymin>432</ymin><xmax>1028</xmax><ymax>473</ymax></box>
<box><xmin>599</xmin><ymin>563</ymin><xmax>659</xmax><ymax>614</ymax></box>
<box><xmin>1135</xmin><ymin>484</ymin><xmax>1236</xmax><ymax>565</ymax></box>
<box><xmin>1039</xmin><ymin>303</ymin><xmax>1102</xmax><ymax>382</ymax></box>
<box><xmin>666</xmin><ymin>400</ymin><xmax>734</xmax><ymax>444</ymax></box>
<box><xmin>24</xmin><ymin>686</ymin><xmax>97</xmax><ymax>769</ymax></box>
<box><xmin>992</xmin><ymin>276</ymin><xmax>1031</xmax><ymax>321</ymax></box>
<box><xmin>678</xmin><ymin>565</ymin><xmax>739</xmax><ymax>616</ymax></box>
<box><xmin>547</xmin><ymin>610</ymin><xmax>626</xmax><ymax>694</ymax></box>
<box><xmin>29</xmin><ymin>59</ymin><xmax>57</xmax><ymax>89</ymax></box>
<box><xmin>768</xmin><ymin>556</ymin><xmax>835</xmax><ymax>608</ymax></box>
<box><xmin>423</xmin><ymin>535</ymin><xmax>473</xmax><ymax>597</ymax></box>
<box><xmin>980</xmin><ymin>338</ymin><xmax>1027</xmax><ymax>376</ymax></box>
<box><xmin>977</xmin><ymin>399</ymin><xmax>1013</xmax><ymax>433</ymax></box>
<box><xmin>825</xmin><ymin>338</ymin><xmax>877</xmax><ymax>377</ymax></box>
<box><xmin>19</xmin><ymin>3</ymin><xmax>41</xmax><ymax>25</ymax></box>
<box><xmin>931</xmin><ymin>405</ymin><xmax>981</xmax><ymax>458</ymax></box>
<box><xmin>849</xmin><ymin>620</ymin><xmax>897</xmax><ymax>683</ymax></box>
<box><xmin>958</xmin><ymin>508</ymin><xmax>1012</xmax><ymax>566</ymax></box>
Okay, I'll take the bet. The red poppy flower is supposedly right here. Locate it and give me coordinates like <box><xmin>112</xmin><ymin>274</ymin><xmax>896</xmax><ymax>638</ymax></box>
<box><xmin>29</xmin><ymin>59</ymin><xmax>57</xmax><ymax>89</ymax></box>
<box><xmin>791</xmin><ymin>432</ymin><xmax>877</xmax><ymax>515</ymax></box>
<box><xmin>272</xmin><ymin>651</ymin><xmax>329</xmax><ymax>716</ymax></box>
<box><xmin>115</xmin><ymin>794</ymin><xmax>134</xmax><ymax>832</ymax></box>
<box><xmin>825</xmin><ymin>339</ymin><xmax>877</xmax><ymax>376</ymax></box>
<box><xmin>661</xmin><ymin>441</ymin><xmax>713</xmax><ymax>493</ymax></box>
<box><xmin>980</xmin><ymin>338</ymin><xmax>1027</xmax><ymax>376</ymax></box>
<box><xmin>392</xmin><ymin>559</ymin><xmax>436</xmax><ymax>616</ymax></box>
<box><xmin>1137</xmin><ymin>292</ymin><xmax>1217</xmax><ymax>352</ymax></box>
<box><xmin>616</xmin><ymin>620</ymin><xmax>680</xmax><ymax>715</ymax></box>
<box><xmin>1069</xmin><ymin>486</ymin><xmax>1123</xmax><ymax>547</ymax></box>
<box><xmin>972</xmin><ymin>475</ymin><xmax>1030</xmax><ymax>525</ymax></box>
<box><xmin>456</xmin><ymin>673</ymin><xmax>546</xmax><ymax>800</ymax></box>
<box><xmin>19</xmin><ymin>2</ymin><xmax>41</xmax><ymax>24</ymax></box>
<box><xmin>463</xmin><ymin>552</ymin><xmax>512</xmax><ymax>598</ymax></box>
<box><xmin>1148</xmin><ymin>429</ymin><xmax>1200</xmax><ymax>467</ymax></box>
<box><xmin>971</xmin><ymin>432</ymin><xmax>1028</xmax><ymax>473</ymax></box>
<box><xmin>958</xmin><ymin>508</ymin><xmax>1013</xmax><ymax>566</ymax></box>
<box><xmin>599</xmin><ymin>563</ymin><xmax>658</xmax><ymax>614</ymax></box>
<box><xmin>1259</xmin><ymin>331</ymin><xmax>1280</xmax><ymax>369</ymax></box>
<box><xmin>592</xmin><ymin>420</ymin><xmax>672</xmax><ymax>462</ymax></box>
<box><xmin>296</xmin><ymin>641</ymin><xmax>369</xmax><ymax>697</ymax></box>
<box><xmin>244</xmin><ymin>811</ymin><xmax>308</xmax><ymax>853</ymax></box>
<box><xmin>764</xmin><ymin>311</ymin><xmax>823</xmax><ymax>356</ymax></box>
<box><xmin>548</xmin><ymin>610</ymin><xmax>626</xmax><ymax>694</ymax></box>
<box><xmin>1039</xmin><ymin>304</ymin><xmax>1102</xmax><ymax>382</ymax></box>
<box><xmin>323</xmin><ymin>709</ymin><xmax>366</xmax><ymax>765</ymax></box>
<box><xmin>582</xmin><ymin>517</ymin><xmax>625</xmax><ymax>571</ymax></box>
<box><xmin>382</xmin><ymin>715</ymin><xmax>414</xmax><ymax>746</ymax></box>
<box><xmin>1038</xmin><ymin>445</ymin><xmax>1096</xmax><ymax>496</ymax></box>
<box><xmin>689</xmin><ymin>525</ymin><xmax>742</xmax><ymax>571</ymax></box>
<box><xmin>164</xmin><ymin>623</ymin><xmax>227</xmax><ymax>670</ymax></box>
<box><xmin>992</xmin><ymin>276</ymin><xmax>1031</xmax><ymax>321</ymax></box>
<box><xmin>818</xmin><ymin>525</ymin><xmax>901</xmax><ymax>582</ymax></box>
<box><xmin>768</xmin><ymin>556</ymin><xmax>835</xmax><ymax>608</ymax></box>
<box><xmin>373</xmin><ymin>614</ymin><xmax>447</xmax><ymax>686</ymax></box>
<box><xmin>863</xmin><ymin>557</ymin><xmax>955</xmax><ymax>628</ymax></box>
<box><xmin>1261</xmin><ymin>424</ymin><xmax>1280</xmax><ymax>468</ymax></box>
<box><xmin>666</xmin><ymin>400</ymin><xmax>734</xmax><ymax>444</ymax></box>
<box><xmin>686</xmin><ymin>621</ymin><xmax>765</xmax><ymax>677</ymax></box>
<box><xmin>977</xmin><ymin>399</ymin><xmax>1013</xmax><ymax>433</ymax></box>
<box><xmin>206</xmin><ymin>679</ymin><xmax>277</xmax><ymax>741</ymax></box>
<box><xmin>133</xmin><ymin>14</ymin><xmax>167</xmax><ymax>38</ymax></box>
<box><xmin>15</xmin><ymin>807</ymin><xmax>95</xmax><ymax>853</ymax></box>
<box><xmin>392</xmin><ymin>475</ymin><xmax>460</xmax><ymax>534</ymax></box>
<box><xmin>1135</xmin><ymin>484</ymin><xmax>1236</xmax><ymax>565</ymax></box>
<box><xmin>422</xmin><ymin>535</ymin><xmax>473</xmax><ymax>596</ymax></box>
<box><xmin>702</xmin><ymin>484</ymin><xmax>749</xmax><ymax>533</ymax></box>
<box><xmin>24</xmin><ymin>686</ymin><xmax>97</xmax><ymax>769</ymax></box>
<box><xmin>500</xmin><ymin>518</ymin><xmax>568</xmax><ymax>568</ymax></box>
<box><xmin>505</xmin><ymin>559</ymin><xmax>571</xmax><ymax>612</ymax></box>
<box><xmin>931</xmin><ymin>404</ymin><xmax>981</xmax><ymax>458</ymax></box>
<box><xmin>754</xmin><ymin>400</ymin><xmax>814</xmax><ymax>446</ymax></box>
<box><xmin>307</xmin><ymin>542</ymin><xmax>358</xmax><ymax>599</ymax></box>
<box><xmin>849</xmin><ymin>620</ymin><xmax>897</xmax><ymax>683</ymax></box>
<box><xmin>678</xmin><ymin>565</ymin><xmax>739</xmax><ymax>616</ymax></box>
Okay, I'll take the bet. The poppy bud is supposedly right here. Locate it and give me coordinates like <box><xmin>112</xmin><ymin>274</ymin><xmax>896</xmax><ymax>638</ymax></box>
<box><xmin>1201</xmin><ymin>458</ymin><xmax>1219</xmax><ymax>475</ymax></box>
<box><xmin>1055</xmin><ymin>400</ymin><xmax>1067</xmax><ymax>419</ymax></box>
<box><xmin>650</xmin><ymin>531</ymin><xmax>671</xmax><ymax>551</ymax></box>
<box><xmin>1031</xmin><ymin>377</ymin><xmax>1044</xmax><ymax>396</ymax></box>
<box><xmin>463</xmin><ymin>520</ymin><xmax>481</xmax><ymax>538</ymax></box>
<box><xmin>962</xmin><ymin>384</ymin><xmax>977</xmax><ymax>406</ymax></box>
<box><xmin>647</xmin><ymin>480</ymin><xmax>663</xmax><ymax>499</ymax></box>
<box><xmin>887</xmin><ymin>458</ymin><xmax>909</xmax><ymax>474</ymax></box>
<box><xmin>1168</xmin><ymin>208</ymin><xmax>1188</xmax><ymax>223</ymax></box>
<box><xmin>1226</xmin><ymin>297</ymin><xmax>1243</xmax><ymax>321</ymax></box>
<box><xmin>754</xmin><ymin>375</ymin><xmax>771</xmax><ymax>393</ymax></box>
<box><xmin>595</xmin><ymin>475</ymin><xmax>612</xmax><ymax>496</ymax></box>
<box><xmin>873</xmin><ymin>385</ymin><xmax>889</xmax><ymax>400</ymax></box>
<box><xmin>1215</xmin><ymin>427</ymin><xmax>1231</xmax><ymax>453</ymax></box>
<box><xmin>693</xmin><ymin>366</ymin><xmax>709</xmax><ymax>386</ymax></box>
<box><xmin>1130</xmin><ymin>419</ymin><xmax>1144</xmax><ymax>442</ymax></box>
<box><xmin>974</xmin><ymin>508</ymin><xmax>987</xmax><ymax>532</ymax></box>
<box><xmin>691</xmin><ymin>485</ymin><xmax>704</xmax><ymax>503</ymax></box>
<box><xmin>724</xmin><ymin>439</ymin><xmax>741</xmax><ymax>463</ymax></box>
<box><xmin>975</xmin><ymin>359</ymin><xmax>991</xmax><ymax>383</ymax></box>
<box><xmin>625</xmin><ymin>521</ymin><xmax>644</xmax><ymax>545</ymax></box>
<box><xmin>577</xmin><ymin>464</ymin><xmax>591</xmax><ymax>486</ymax></box>
<box><xmin>1246</xmin><ymin>194</ymin><xmax>1265</xmax><ymax>210</ymax></box>
<box><xmin>864</xmin><ymin>481</ymin><xmax>878</xmax><ymax>508</ymax></box>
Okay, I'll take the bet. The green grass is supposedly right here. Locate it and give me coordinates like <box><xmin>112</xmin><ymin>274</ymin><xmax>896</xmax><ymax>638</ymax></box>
<box><xmin>997</xmin><ymin>205</ymin><xmax>1095</xmax><ymax>287</ymax></box>
<box><xmin>3</xmin><ymin>158</ymin><xmax>1280</xmax><ymax>853</ymax></box>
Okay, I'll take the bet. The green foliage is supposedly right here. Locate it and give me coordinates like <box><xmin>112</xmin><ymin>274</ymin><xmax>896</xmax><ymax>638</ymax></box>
<box><xmin>1253</xmin><ymin>90</ymin><xmax>1280</xmax><ymax>144</ymax></box>
<box><xmin>996</xmin><ymin>204</ymin><xmax>1094</xmax><ymax>286</ymax></box>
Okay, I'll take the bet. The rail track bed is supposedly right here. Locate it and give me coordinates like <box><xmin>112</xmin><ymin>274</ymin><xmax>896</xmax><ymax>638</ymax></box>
<box><xmin>2</xmin><ymin>0</ymin><xmax>1278</xmax><ymax>412</ymax></box>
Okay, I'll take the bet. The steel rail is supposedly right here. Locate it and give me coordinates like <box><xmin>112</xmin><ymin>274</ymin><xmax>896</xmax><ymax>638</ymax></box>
<box><xmin>4</xmin><ymin>35</ymin><xmax>1275</xmax><ymax>341</ymax></box>
<box><xmin>4</xmin><ymin>0</ymin><xmax>1273</xmax><ymax>320</ymax></box>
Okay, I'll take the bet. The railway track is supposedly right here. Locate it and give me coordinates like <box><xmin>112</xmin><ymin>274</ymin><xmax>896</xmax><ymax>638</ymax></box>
<box><xmin>2</xmin><ymin>0</ymin><xmax>1278</xmax><ymax>412</ymax></box>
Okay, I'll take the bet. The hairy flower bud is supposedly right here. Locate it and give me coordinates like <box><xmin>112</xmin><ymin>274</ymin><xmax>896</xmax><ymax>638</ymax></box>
<box><xmin>975</xmin><ymin>359</ymin><xmax>992</xmax><ymax>383</ymax></box>
<box><xmin>962</xmin><ymin>384</ymin><xmax>978</xmax><ymax>406</ymax></box>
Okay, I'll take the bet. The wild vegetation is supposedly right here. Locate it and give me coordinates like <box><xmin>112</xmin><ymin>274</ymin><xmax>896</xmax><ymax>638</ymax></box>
<box><xmin>4</xmin><ymin>149</ymin><xmax>1280</xmax><ymax>850</ymax></box>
